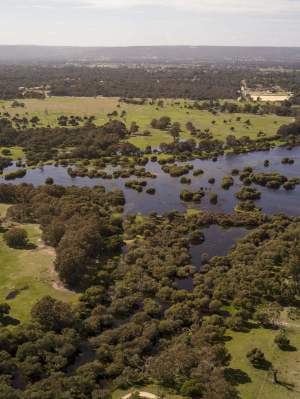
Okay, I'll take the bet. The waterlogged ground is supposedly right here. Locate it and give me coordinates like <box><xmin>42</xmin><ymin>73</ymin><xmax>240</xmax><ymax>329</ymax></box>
<box><xmin>2</xmin><ymin>146</ymin><xmax>299</xmax><ymax>275</ymax></box>
<box><xmin>2</xmin><ymin>147</ymin><xmax>300</xmax><ymax>216</ymax></box>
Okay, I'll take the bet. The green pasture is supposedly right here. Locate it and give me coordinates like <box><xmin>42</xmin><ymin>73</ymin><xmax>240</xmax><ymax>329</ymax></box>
<box><xmin>0</xmin><ymin>97</ymin><xmax>294</xmax><ymax>149</ymax></box>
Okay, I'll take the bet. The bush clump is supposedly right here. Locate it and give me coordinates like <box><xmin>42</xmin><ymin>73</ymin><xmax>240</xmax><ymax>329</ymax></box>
<box><xmin>281</xmin><ymin>157</ymin><xmax>294</xmax><ymax>165</ymax></box>
<box><xmin>4</xmin><ymin>227</ymin><xmax>28</xmax><ymax>249</ymax></box>
<box><xmin>4</xmin><ymin>169</ymin><xmax>27</xmax><ymax>180</ymax></box>
<box><xmin>162</xmin><ymin>164</ymin><xmax>191</xmax><ymax>177</ymax></box>
<box><xmin>235</xmin><ymin>187</ymin><xmax>261</xmax><ymax>201</ymax></box>
<box><xmin>180</xmin><ymin>189</ymin><xmax>205</xmax><ymax>202</ymax></box>
<box><xmin>221</xmin><ymin>176</ymin><xmax>234</xmax><ymax>190</ymax></box>
<box><xmin>125</xmin><ymin>180</ymin><xmax>147</xmax><ymax>192</ymax></box>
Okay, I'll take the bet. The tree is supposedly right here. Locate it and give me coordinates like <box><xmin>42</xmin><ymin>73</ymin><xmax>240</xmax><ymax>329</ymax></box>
<box><xmin>186</xmin><ymin>121</ymin><xmax>196</xmax><ymax>134</ymax></box>
<box><xmin>31</xmin><ymin>296</ymin><xmax>74</xmax><ymax>332</ymax></box>
<box><xmin>169</xmin><ymin>122</ymin><xmax>181</xmax><ymax>142</ymax></box>
<box><xmin>246</xmin><ymin>348</ymin><xmax>268</xmax><ymax>368</ymax></box>
<box><xmin>130</xmin><ymin>121</ymin><xmax>139</xmax><ymax>134</ymax></box>
<box><xmin>3</xmin><ymin>227</ymin><xmax>28</xmax><ymax>249</ymax></box>
<box><xmin>254</xmin><ymin>303</ymin><xmax>281</xmax><ymax>328</ymax></box>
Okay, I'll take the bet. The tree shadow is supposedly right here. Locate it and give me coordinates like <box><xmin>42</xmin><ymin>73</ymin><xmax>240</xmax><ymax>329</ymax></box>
<box><xmin>245</xmin><ymin>321</ymin><xmax>260</xmax><ymax>329</ymax></box>
<box><xmin>253</xmin><ymin>359</ymin><xmax>272</xmax><ymax>370</ymax></box>
<box><xmin>0</xmin><ymin>315</ymin><xmax>20</xmax><ymax>326</ymax></box>
<box><xmin>225</xmin><ymin>368</ymin><xmax>252</xmax><ymax>385</ymax></box>
<box><xmin>5</xmin><ymin>285</ymin><xmax>29</xmax><ymax>300</ymax></box>
<box><xmin>24</xmin><ymin>242</ymin><xmax>37</xmax><ymax>250</ymax></box>
<box><xmin>279</xmin><ymin>344</ymin><xmax>297</xmax><ymax>352</ymax></box>
<box><xmin>222</xmin><ymin>335</ymin><xmax>233</xmax><ymax>342</ymax></box>
<box><xmin>276</xmin><ymin>380</ymin><xmax>298</xmax><ymax>392</ymax></box>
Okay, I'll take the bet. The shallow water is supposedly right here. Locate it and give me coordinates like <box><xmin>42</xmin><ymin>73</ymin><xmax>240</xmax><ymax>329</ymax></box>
<box><xmin>1</xmin><ymin>147</ymin><xmax>300</xmax><ymax>216</ymax></box>
<box><xmin>190</xmin><ymin>225</ymin><xmax>248</xmax><ymax>268</ymax></box>
<box><xmin>177</xmin><ymin>225</ymin><xmax>248</xmax><ymax>290</ymax></box>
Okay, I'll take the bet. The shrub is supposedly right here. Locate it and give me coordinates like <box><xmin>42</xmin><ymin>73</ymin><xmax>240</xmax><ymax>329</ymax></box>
<box><xmin>4</xmin><ymin>169</ymin><xmax>26</xmax><ymax>180</ymax></box>
<box><xmin>274</xmin><ymin>331</ymin><xmax>290</xmax><ymax>350</ymax></box>
<box><xmin>235</xmin><ymin>187</ymin><xmax>261</xmax><ymax>201</ymax></box>
<box><xmin>180</xmin><ymin>176</ymin><xmax>191</xmax><ymax>184</ymax></box>
<box><xmin>221</xmin><ymin>176</ymin><xmax>234</xmax><ymax>190</ymax></box>
<box><xmin>45</xmin><ymin>177</ymin><xmax>54</xmax><ymax>185</ymax></box>
<box><xmin>193</xmin><ymin>169</ymin><xmax>204</xmax><ymax>176</ymax></box>
<box><xmin>4</xmin><ymin>227</ymin><xmax>28</xmax><ymax>249</ymax></box>
<box><xmin>281</xmin><ymin>157</ymin><xmax>294</xmax><ymax>165</ymax></box>
<box><xmin>146</xmin><ymin>188</ymin><xmax>156</xmax><ymax>195</ymax></box>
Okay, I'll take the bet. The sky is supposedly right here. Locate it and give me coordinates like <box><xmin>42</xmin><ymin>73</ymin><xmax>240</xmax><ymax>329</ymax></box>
<box><xmin>1</xmin><ymin>0</ymin><xmax>300</xmax><ymax>47</ymax></box>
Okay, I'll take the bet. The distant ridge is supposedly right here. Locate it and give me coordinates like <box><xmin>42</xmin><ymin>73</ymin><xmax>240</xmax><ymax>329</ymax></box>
<box><xmin>1</xmin><ymin>45</ymin><xmax>300</xmax><ymax>64</ymax></box>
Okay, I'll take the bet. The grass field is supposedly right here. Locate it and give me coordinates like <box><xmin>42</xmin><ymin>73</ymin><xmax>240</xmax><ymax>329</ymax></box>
<box><xmin>0</xmin><ymin>146</ymin><xmax>24</xmax><ymax>160</ymax></box>
<box><xmin>0</xmin><ymin>204</ymin><xmax>77</xmax><ymax>323</ymax></box>
<box><xmin>226</xmin><ymin>310</ymin><xmax>300</xmax><ymax>399</ymax></box>
<box><xmin>0</xmin><ymin>97</ymin><xmax>294</xmax><ymax>149</ymax></box>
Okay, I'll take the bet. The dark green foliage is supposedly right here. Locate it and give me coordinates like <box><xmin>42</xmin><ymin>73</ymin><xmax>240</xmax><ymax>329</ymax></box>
<box><xmin>274</xmin><ymin>330</ymin><xmax>290</xmax><ymax>350</ymax></box>
<box><xmin>3</xmin><ymin>227</ymin><xmax>28</xmax><ymax>249</ymax></box>
<box><xmin>31</xmin><ymin>296</ymin><xmax>75</xmax><ymax>332</ymax></box>
<box><xmin>45</xmin><ymin>177</ymin><xmax>54</xmax><ymax>185</ymax></box>
<box><xmin>246</xmin><ymin>348</ymin><xmax>268</xmax><ymax>369</ymax></box>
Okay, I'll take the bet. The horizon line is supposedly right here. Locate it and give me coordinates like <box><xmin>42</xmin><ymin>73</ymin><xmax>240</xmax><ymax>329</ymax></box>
<box><xmin>1</xmin><ymin>44</ymin><xmax>300</xmax><ymax>49</ymax></box>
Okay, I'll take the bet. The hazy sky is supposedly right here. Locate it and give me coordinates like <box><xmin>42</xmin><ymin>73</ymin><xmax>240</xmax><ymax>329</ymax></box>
<box><xmin>1</xmin><ymin>0</ymin><xmax>300</xmax><ymax>46</ymax></box>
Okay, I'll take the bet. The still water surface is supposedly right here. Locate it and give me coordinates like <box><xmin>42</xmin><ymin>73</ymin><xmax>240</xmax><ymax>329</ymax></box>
<box><xmin>2</xmin><ymin>147</ymin><xmax>300</xmax><ymax>216</ymax></box>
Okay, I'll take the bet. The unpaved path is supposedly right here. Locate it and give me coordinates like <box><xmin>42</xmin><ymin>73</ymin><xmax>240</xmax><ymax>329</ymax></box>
<box><xmin>36</xmin><ymin>238</ymin><xmax>72</xmax><ymax>294</ymax></box>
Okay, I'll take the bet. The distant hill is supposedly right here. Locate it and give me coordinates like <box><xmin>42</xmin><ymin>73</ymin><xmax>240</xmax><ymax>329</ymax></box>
<box><xmin>1</xmin><ymin>45</ymin><xmax>300</xmax><ymax>64</ymax></box>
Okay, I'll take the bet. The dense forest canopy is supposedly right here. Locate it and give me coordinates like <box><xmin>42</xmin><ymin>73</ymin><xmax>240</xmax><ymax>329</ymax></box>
<box><xmin>0</xmin><ymin>64</ymin><xmax>299</xmax><ymax>100</ymax></box>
